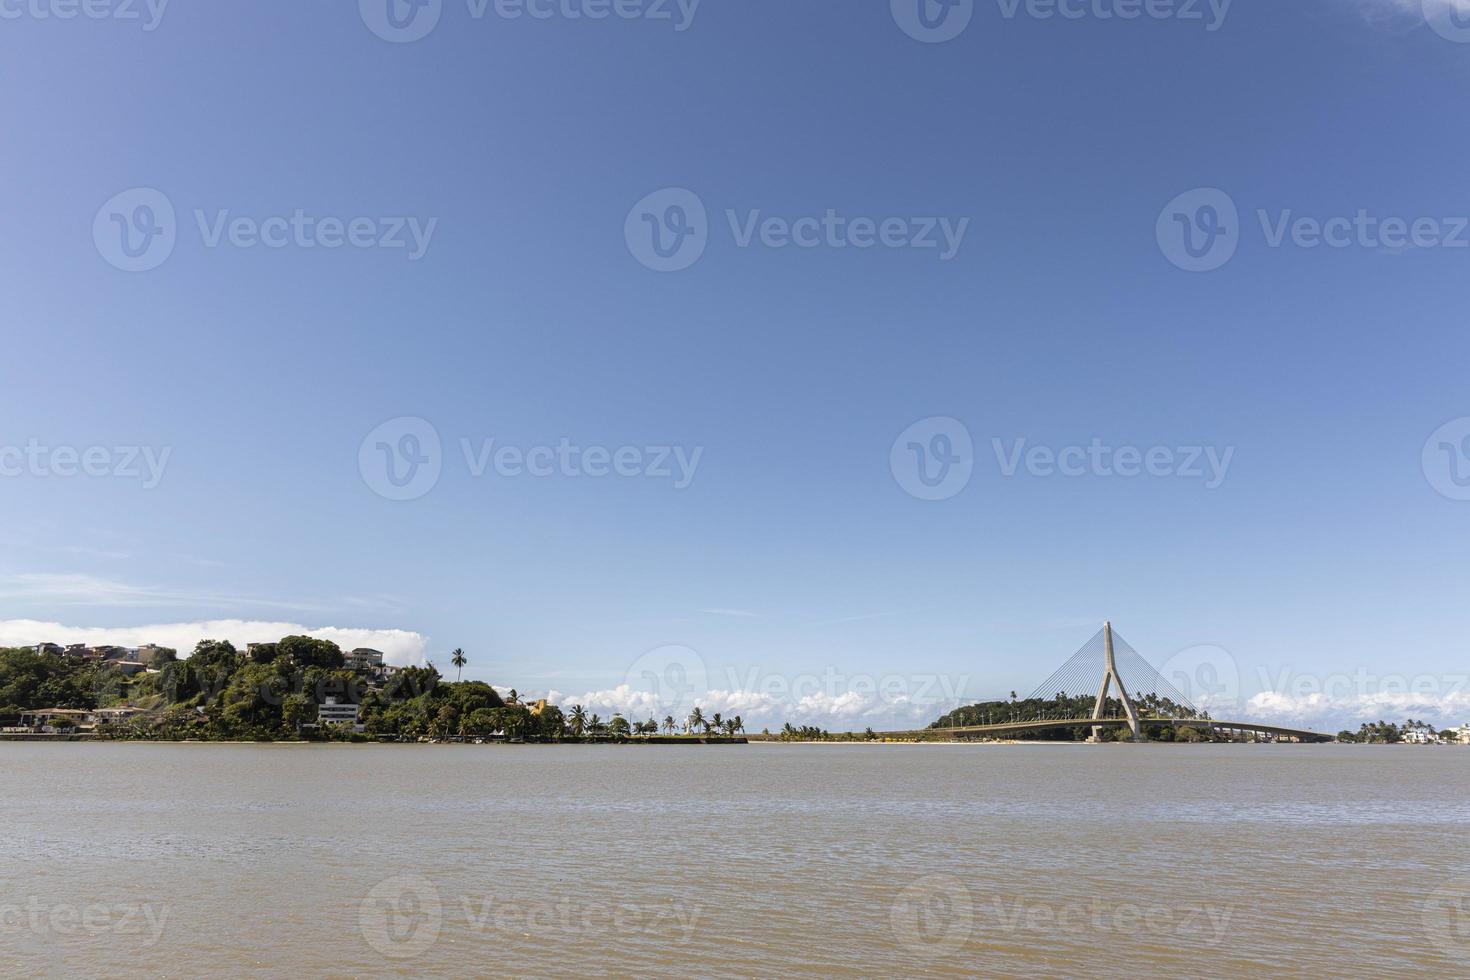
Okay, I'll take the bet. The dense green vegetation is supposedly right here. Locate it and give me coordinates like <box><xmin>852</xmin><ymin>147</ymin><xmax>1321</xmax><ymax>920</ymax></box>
<box><xmin>0</xmin><ymin>640</ymin><xmax>754</xmax><ymax>743</ymax></box>
<box><xmin>1335</xmin><ymin>719</ymin><xmax>1458</xmax><ymax>743</ymax></box>
<box><xmin>929</xmin><ymin>692</ymin><xmax>1205</xmax><ymax>741</ymax></box>
<box><xmin>0</xmin><ymin>648</ymin><xmax>130</xmax><ymax>713</ymax></box>
<box><xmin>0</xmin><ymin>640</ymin><xmax>561</xmax><ymax>742</ymax></box>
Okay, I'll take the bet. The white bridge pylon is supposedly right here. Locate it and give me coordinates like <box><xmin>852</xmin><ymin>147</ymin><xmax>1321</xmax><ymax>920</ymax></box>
<box><xmin>1091</xmin><ymin>621</ymin><xmax>1141</xmax><ymax>741</ymax></box>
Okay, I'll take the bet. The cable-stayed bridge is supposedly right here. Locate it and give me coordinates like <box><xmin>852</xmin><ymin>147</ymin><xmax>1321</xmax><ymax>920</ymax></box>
<box><xmin>885</xmin><ymin>622</ymin><xmax>1333</xmax><ymax>743</ymax></box>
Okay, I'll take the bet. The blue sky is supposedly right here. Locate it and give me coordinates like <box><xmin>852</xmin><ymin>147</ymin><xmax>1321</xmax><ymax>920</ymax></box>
<box><xmin>2</xmin><ymin>0</ymin><xmax>1469</xmax><ymax>730</ymax></box>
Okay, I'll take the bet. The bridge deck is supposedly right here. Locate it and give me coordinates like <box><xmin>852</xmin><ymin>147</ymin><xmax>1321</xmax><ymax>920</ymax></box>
<box><xmin>890</xmin><ymin>716</ymin><xmax>1333</xmax><ymax>742</ymax></box>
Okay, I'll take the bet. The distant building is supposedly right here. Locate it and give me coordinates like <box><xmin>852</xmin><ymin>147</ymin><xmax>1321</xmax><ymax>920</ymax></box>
<box><xmin>88</xmin><ymin>646</ymin><xmax>133</xmax><ymax>662</ymax></box>
<box><xmin>317</xmin><ymin>697</ymin><xmax>363</xmax><ymax>732</ymax></box>
<box><xmin>1457</xmin><ymin>723</ymin><xmax>1470</xmax><ymax>745</ymax></box>
<box><xmin>33</xmin><ymin>643</ymin><xmax>64</xmax><ymax>657</ymax></box>
<box><xmin>1403</xmin><ymin>724</ymin><xmax>1442</xmax><ymax>745</ymax></box>
<box><xmin>15</xmin><ymin>707</ymin><xmax>142</xmax><ymax>732</ymax></box>
<box><xmin>343</xmin><ymin>648</ymin><xmax>385</xmax><ymax>673</ymax></box>
<box><xmin>135</xmin><ymin>644</ymin><xmax>174</xmax><ymax>665</ymax></box>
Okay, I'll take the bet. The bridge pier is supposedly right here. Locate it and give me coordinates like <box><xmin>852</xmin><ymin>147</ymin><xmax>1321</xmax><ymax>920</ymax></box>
<box><xmin>1090</xmin><ymin>621</ymin><xmax>1142</xmax><ymax>741</ymax></box>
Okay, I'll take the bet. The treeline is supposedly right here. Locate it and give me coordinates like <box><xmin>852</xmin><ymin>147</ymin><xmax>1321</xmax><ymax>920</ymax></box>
<box><xmin>1335</xmin><ymin>720</ymin><xmax>1457</xmax><ymax>744</ymax></box>
<box><xmin>0</xmin><ymin>640</ymin><xmax>564</xmax><ymax>742</ymax></box>
<box><xmin>929</xmin><ymin>692</ymin><xmax>1206</xmax><ymax>742</ymax></box>
<box><xmin>0</xmin><ymin>648</ymin><xmax>124</xmax><ymax>713</ymax></box>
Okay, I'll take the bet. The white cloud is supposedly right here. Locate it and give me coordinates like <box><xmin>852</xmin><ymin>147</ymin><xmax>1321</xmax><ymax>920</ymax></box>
<box><xmin>523</xmin><ymin>683</ymin><xmax>962</xmax><ymax>732</ymax></box>
<box><xmin>1241</xmin><ymin>689</ymin><xmax>1470</xmax><ymax>730</ymax></box>
<box><xmin>0</xmin><ymin>619</ymin><xmax>429</xmax><ymax>666</ymax></box>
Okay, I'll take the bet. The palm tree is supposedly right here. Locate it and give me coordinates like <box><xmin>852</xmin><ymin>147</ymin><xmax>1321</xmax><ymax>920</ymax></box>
<box><xmin>589</xmin><ymin>713</ymin><xmax>603</xmax><ymax>736</ymax></box>
<box><xmin>733</xmin><ymin>715</ymin><xmax>744</xmax><ymax>735</ymax></box>
<box><xmin>568</xmin><ymin>705</ymin><xmax>587</xmax><ymax>738</ymax></box>
<box><xmin>506</xmin><ymin>689</ymin><xmax>519</xmax><ymax>705</ymax></box>
<box><xmin>663</xmin><ymin>715</ymin><xmax>676</xmax><ymax>735</ymax></box>
<box><xmin>711</xmin><ymin>712</ymin><xmax>723</xmax><ymax>735</ymax></box>
<box><xmin>450</xmin><ymin>648</ymin><xmax>467</xmax><ymax>682</ymax></box>
<box><xmin>686</xmin><ymin>706</ymin><xmax>704</xmax><ymax>735</ymax></box>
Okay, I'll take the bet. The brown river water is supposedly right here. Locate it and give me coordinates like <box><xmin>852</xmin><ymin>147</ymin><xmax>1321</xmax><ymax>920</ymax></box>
<box><xmin>1</xmin><ymin>742</ymin><xmax>1467</xmax><ymax>977</ymax></box>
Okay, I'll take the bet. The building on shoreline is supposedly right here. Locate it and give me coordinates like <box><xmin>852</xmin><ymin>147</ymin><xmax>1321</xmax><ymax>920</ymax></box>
<box><xmin>8</xmin><ymin>707</ymin><xmax>144</xmax><ymax>733</ymax></box>
<box><xmin>315</xmin><ymin>697</ymin><xmax>364</xmax><ymax>733</ymax></box>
